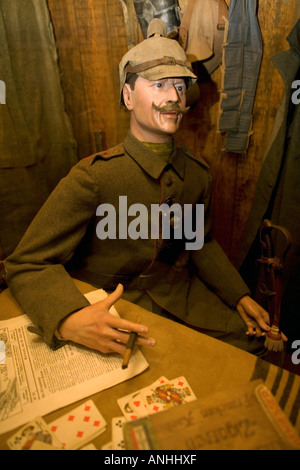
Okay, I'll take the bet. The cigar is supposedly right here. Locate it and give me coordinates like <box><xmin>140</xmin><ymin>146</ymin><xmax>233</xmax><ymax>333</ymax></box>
<box><xmin>122</xmin><ymin>317</ymin><xmax>140</xmax><ymax>369</ymax></box>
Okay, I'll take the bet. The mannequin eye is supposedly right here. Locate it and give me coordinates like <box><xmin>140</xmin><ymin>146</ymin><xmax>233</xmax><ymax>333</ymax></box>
<box><xmin>175</xmin><ymin>83</ymin><xmax>185</xmax><ymax>92</ymax></box>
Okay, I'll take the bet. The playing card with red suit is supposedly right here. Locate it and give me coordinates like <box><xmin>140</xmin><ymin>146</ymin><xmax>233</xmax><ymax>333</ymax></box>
<box><xmin>48</xmin><ymin>400</ymin><xmax>107</xmax><ymax>449</ymax></box>
<box><xmin>141</xmin><ymin>376</ymin><xmax>197</xmax><ymax>415</ymax></box>
<box><xmin>117</xmin><ymin>376</ymin><xmax>169</xmax><ymax>421</ymax></box>
<box><xmin>117</xmin><ymin>390</ymin><xmax>146</xmax><ymax>421</ymax></box>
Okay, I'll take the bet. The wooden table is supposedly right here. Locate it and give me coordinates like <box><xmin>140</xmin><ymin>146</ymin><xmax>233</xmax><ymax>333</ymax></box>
<box><xmin>0</xmin><ymin>279</ymin><xmax>299</xmax><ymax>449</ymax></box>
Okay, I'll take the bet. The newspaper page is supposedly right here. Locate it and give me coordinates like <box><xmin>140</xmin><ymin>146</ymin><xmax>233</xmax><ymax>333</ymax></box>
<box><xmin>0</xmin><ymin>289</ymin><xmax>149</xmax><ymax>434</ymax></box>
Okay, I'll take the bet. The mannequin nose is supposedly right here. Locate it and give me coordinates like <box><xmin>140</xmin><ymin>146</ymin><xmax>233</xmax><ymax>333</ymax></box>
<box><xmin>166</xmin><ymin>85</ymin><xmax>181</xmax><ymax>103</ymax></box>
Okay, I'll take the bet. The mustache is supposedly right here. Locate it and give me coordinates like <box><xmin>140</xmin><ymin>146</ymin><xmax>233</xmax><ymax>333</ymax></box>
<box><xmin>152</xmin><ymin>102</ymin><xmax>190</xmax><ymax>115</ymax></box>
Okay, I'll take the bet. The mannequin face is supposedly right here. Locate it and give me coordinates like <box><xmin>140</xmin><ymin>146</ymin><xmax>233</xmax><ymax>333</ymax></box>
<box><xmin>123</xmin><ymin>76</ymin><xmax>187</xmax><ymax>143</ymax></box>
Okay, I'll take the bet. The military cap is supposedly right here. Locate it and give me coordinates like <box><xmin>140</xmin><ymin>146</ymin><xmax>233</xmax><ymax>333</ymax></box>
<box><xmin>119</xmin><ymin>18</ymin><xmax>197</xmax><ymax>103</ymax></box>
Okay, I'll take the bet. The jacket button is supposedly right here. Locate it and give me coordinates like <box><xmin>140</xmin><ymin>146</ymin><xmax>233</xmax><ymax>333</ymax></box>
<box><xmin>166</xmin><ymin>178</ymin><xmax>173</xmax><ymax>187</ymax></box>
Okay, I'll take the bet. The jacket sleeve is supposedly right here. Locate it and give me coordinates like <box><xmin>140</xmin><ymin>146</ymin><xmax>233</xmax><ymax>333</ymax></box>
<box><xmin>191</xmin><ymin>171</ymin><xmax>250</xmax><ymax>307</ymax></box>
<box><xmin>4</xmin><ymin>160</ymin><xmax>100</xmax><ymax>348</ymax></box>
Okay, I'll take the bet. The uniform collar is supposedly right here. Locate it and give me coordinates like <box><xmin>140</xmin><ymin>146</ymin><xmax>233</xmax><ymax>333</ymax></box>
<box><xmin>124</xmin><ymin>131</ymin><xmax>185</xmax><ymax>180</ymax></box>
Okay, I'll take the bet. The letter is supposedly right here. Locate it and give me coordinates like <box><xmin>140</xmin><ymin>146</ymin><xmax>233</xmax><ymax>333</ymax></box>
<box><xmin>128</xmin><ymin>203</ymin><xmax>148</xmax><ymax>239</ymax></box>
<box><xmin>184</xmin><ymin>204</ymin><xmax>204</xmax><ymax>251</ymax></box>
<box><xmin>291</xmin><ymin>80</ymin><xmax>300</xmax><ymax>105</ymax></box>
<box><xmin>184</xmin><ymin>410</ymin><xmax>196</xmax><ymax>428</ymax></box>
<box><xmin>150</xmin><ymin>204</ymin><xmax>160</xmax><ymax>239</ymax></box>
<box><xmin>218</xmin><ymin>425</ymin><xmax>229</xmax><ymax>440</ymax></box>
<box><xmin>291</xmin><ymin>340</ymin><xmax>300</xmax><ymax>365</ymax></box>
<box><xmin>132</xmin><ymin>457</ymin><xmax>139</xmax><ymax>468</ymax></box>
<box><xmin>242</xmin><ymin>418</ymin><xmax>255</xmax><ymax>438</ymax></box>
<box><xmin>118</xmin><ymin>196</ymin><xmax>128</xmax><ymax>239</ymax></box>
<box><xmin>187</xmin><ymin>433</ymin><xmax>206</xmax><ymax>448</ymax></box>
<box><xmin>185</xmin><ymin>437</ymin><xmax>197</xmax><ymax>450</ymax></box>
<box><xmin>225</xmin><ymin>421</ymin><xmax>239</xmax><ymax>439</ymax></box>
<box><xmin>208</xmin><ymin>428</ymin><xmax>220</xmax><ymax>444</ymax></box>
<box><xmin>0</xmin><ymin>80</ymin><xmax>5</xmax><ymax>104</ymax></box>
<box><xmin>104</xmin><ymin>457</ymin><xmax>110</xmax><ymax>464</ymax></box>
<box><xmin>148</xmin><ymin>455</ymin><xmax>156</xmax><ymax>464</ymax></box>
<box><xmin>150</xmin><ymin>203</ymin><xmax>182</xmax><ymax>240</ymax></box>
<box><xmin>96</xmin><ymin>203</ymin><xmax>117</xmax><ymax>239</ymax></box>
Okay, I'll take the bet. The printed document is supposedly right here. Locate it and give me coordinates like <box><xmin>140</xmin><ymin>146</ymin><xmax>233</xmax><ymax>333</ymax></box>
<box><xmin>0</xmin><ymin>289</ymin><xmax>149</xmax><ymax>434</ymax></box>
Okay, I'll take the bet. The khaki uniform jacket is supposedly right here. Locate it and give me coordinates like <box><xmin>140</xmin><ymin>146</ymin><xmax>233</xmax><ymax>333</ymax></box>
<box><xmin>4</xmin><ymin>132</ymin><xmax>249</xmax><ymax>348</ymax></box>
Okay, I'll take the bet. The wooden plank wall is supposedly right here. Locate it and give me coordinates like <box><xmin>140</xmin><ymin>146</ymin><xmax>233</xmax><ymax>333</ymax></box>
<box><xmin>47</xmin><ymin>0</ymin><xmax>299</xmax><ymax>264</ymax></box>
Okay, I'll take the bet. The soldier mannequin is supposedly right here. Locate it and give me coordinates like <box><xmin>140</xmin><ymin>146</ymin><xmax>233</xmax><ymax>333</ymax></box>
<box><xmin>4</xmin><ymin>21</ymin><xmax>272</xmax><ymax>356</ymax></box>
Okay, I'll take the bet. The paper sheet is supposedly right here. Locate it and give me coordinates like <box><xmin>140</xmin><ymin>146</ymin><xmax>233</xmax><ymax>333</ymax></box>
<box><xmin>0</xmin><ymin>289</ymin><xmax>149</xmax><ymax>434</ymax></box>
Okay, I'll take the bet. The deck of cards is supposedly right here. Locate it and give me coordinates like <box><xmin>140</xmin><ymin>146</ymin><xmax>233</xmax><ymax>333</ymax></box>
<box><xmin>7</xmin><ymin>377</ymin><xmax>196</xmax><ymax>450</ymax></box>
<box><xmin>117</xmin><ymin>375</ymin><xmax>197</xmax><ymax>421</ymax></box>
<box><xmin>7</xmin><ymin>400</ymin><xmax>107</xmax><ymax>450</ymax></box>
<box><xmin>102</xmin><ymin>376</ymin><xmax>197</xmax><ymax>450</ymax></box>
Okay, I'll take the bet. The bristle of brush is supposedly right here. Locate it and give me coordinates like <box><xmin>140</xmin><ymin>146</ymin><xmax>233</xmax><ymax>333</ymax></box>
<box><xmin>264</xmin><ymin>325</ymin><xmax>284</xmax><ymax>352</ymax></box>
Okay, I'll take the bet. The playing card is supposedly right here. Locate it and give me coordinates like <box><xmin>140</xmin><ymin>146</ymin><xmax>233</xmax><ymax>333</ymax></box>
<box><xmin>48</xmin><ymin>400</ymin><xmax>107</xmax><ymax>450</ymax></box>
<box><xmin>80</xmin><ymin>443</ymin><xmax>97</xmax><ymax>450</ymax></box>
<box><xmin>7</xmin><ymin>417</ymin><xmax>63</xmax><ymax>450</ymax></box>
<box><xmin>111</xmin><ymin>417</ymin><xmax>126</xmax><ymax>450</ymax></box>
<box><xmin>101</xmin><ymin>441</ymin><xmax>113</xmax><ymax>450</ymax></box>
<box><xmin>128</xmin><ymin>391</ymin><xmax>149</xmax><ymax>419</ymax></box>
<box><xmin>117</xmin><ymin>392</ymin><xmax>141</xmax><ymax>421</ymax></box>
<box><xmin>149</xmin><ymin>376</ymin><xmax>170</xmax><ymax>389</ymax></box>
<box><xmin>117</xmin><ymin>376</ymin><xmax>169</xmax><ymax>421</ymax></box>
<box><xmin>141</xmin><ymin>376</ymin><xmax>197</xmax><ymax>415</ymax></box>
<box><xmin>30</xmin><ymin>441</ymin><xmax>64</xmax><ymax>450</ymax></box>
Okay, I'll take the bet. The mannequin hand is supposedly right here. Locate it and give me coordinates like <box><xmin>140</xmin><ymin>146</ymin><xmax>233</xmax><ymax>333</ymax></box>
<box><xmin>236</xmin><ymin>295</ymin><xmax>271</xmax><ymax>338</ymax></box>
<box><xmin>58</xmin><ymin>284</ymin><xmax>156</xmax><ymax>354</ymax></box>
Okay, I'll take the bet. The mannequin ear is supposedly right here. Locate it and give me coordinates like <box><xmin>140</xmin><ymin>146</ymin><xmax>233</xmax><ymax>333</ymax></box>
<box><xmin>122</xmin><ymin>83</ymin><xmax>133</xmax><ymax>110</ymax></box>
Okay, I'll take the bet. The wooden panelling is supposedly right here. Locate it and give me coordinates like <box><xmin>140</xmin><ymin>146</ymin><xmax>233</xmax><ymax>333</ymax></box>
<box><xmin>47</xmin><ymin>0</ymin><xmax>300</xmax><ymax>262</ymax></box>
<box><xmin>47</xmin><ymin>0</ymin><xmax>136</xmax><ymax>156</ymax></box>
